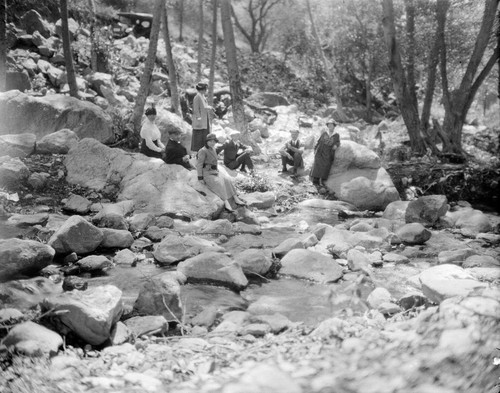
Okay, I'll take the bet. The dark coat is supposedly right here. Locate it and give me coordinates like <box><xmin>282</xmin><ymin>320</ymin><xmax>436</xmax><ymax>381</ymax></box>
<box><xmin>216</xmin><ymin>140</ymin><xmax>248</xmax><ymax>166</ymax></box>
<box><xmin>311</xmin><ymin>131</ymin><xmax>340</xmax><ymax>179</ymax></box>
<box><xmin>165</xmin><ymin>138</ymin><xmax>189</xmax><ymax>166</ymax></box>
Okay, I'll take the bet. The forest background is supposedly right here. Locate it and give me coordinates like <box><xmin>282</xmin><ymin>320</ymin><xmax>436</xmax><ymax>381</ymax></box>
<box><xmin>1</xmin><ymin>0</ymin><xmax>499</xmax><ymax>208</ymax></box>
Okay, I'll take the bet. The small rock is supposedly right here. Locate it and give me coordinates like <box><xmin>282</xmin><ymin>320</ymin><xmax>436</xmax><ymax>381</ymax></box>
<box><xmin>395</xmin><ymin>223</ymin><xmax>431</xmax><ymax>245</ymax></box>
<box><xmin>113</xmin><ymin>249</ymin><xmax>136</xmax><ymax>265</ymax></box>
<box><xmin>62</xmin><ymin>276</ymin><xmax>88</xmax><ymax>291</ymax></box>
<box><xmin>124</xmin><ymin>315</ymin><xmax>169</xmax><ymax>338</ymax></box>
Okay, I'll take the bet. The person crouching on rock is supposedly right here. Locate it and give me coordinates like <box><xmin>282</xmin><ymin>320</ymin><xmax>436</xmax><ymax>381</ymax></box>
<box><xmin>140</xmin><ymin>106</ymin><xmax>165</xmax><ymax>158</ymax></box>
<box><xmin>164</xmin><ymin>129</ymin><xmax>194</xmax><ymax>170</ymax></box>
<box><xmin>216</xmin><ymin>130</ymin><xmax>255</xmax><ymax>174</ymax></box>
<box><xmin>311</xmin><ymin>118</ymin><xmax>340</xmax><ymax>187</ymax></box>
<box><xmin>279</xmin><ymin>129</ymin><xmax>304</xmax><ymax>175</ymax></box>
<box><xmin>197</xmin><ymin>133</ymin><xmax>247</xmax><ymax>212</ymax></box>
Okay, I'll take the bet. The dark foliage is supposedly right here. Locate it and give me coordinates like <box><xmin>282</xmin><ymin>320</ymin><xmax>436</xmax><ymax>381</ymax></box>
<box><xmin>6</xmin><ymin>0</ymin><xmax>60</xmax><ymax>23</ymax></box>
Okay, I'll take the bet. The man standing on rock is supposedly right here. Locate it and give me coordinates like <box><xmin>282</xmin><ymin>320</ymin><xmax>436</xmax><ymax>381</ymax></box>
<box><xmin>279</xmin><ymin>129</ymin><xmax>304</xmax><ymax>176</ymax></box>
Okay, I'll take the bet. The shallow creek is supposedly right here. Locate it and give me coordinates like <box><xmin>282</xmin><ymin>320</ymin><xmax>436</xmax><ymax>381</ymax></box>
<box><xmin>85</xmin><ymin>206</ymin><xmax>428</xmax><ymax>327</ymax></box>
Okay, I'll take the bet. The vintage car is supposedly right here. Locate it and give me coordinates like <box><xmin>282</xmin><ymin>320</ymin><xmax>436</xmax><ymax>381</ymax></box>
<box><xmin>112</xmin><ymin>12</ymin><xmax>153</xmax><ymax>39</ymax></box>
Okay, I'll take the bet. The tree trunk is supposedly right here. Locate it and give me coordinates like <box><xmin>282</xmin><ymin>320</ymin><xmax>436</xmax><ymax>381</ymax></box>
<box><xmin>196</xmin><ymin>0</ymin><xmax>204</xmax><ymax>81</ymax></box>
<box><xmin>0</xmin><ymin>0</ymin><xmax>6</xmax><ymax>91</ymax></box>
<box><xmin>178</xmin><ymin>0</ymin><xmax>184</xmax><ymax>42</ymax></box>
<box><xmin>365</xmin><ymin>54</ymin><xmax>373</xmax><ymax>123</ymax></box>
<box><xmin>420</xmin><ymin>13</ymin><xmax>440</xmax><ymax>133</ymax></box>
<box><xmin>381</xmin><ymin>0</ymin><xmax>426</xmax><ymax>154</ymax></box>
<box><xmin>497</xmin><ymin>8</ymin><xmax>500</xmax><ymax>98</ymax></box>
<box><xmin>87</xmin><ymin>0</ymin><xmax>97</xmax><ymax>71</ymax></box>
<box><xmin>132</xmin><ymin>0</ymin><xmax>165</xmax><ymax>135</ymax></box>
<box><xmin>404</xmin><ymin>0</ymin><xmax>418</xmax><ymax>107</ymax></box>
<box><xmin>439</xmin><ymin>0</ymin><xmax>499</xmax><ymax>155</ymax></box>
<box><xmin>162</xmin><ymin>6</ymin><xmax>181</xmax><ymax>117</ymax></box>
<box><xmin>60</xmin><ymin>0</ymin><xmax>79</xmax><ymax>98</ymax></box>
<box><xmin>208</xmin><ymin>0</ymin><xmax>218</xmax><ymax>107</ymax></box>
<box><xmin>220</xmin><ymin>0</ymin><xmax>247</xmax><ymax>136</ymax></box>
<box><xmin>306</xmin><ymin>0</ymin><xmax>346</xmax><ymax>119</ymax></box>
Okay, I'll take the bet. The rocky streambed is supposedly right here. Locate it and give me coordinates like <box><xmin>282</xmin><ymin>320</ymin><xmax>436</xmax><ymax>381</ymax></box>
<box><xmin>1</xmin><ymin>135</ymin><xmax>500</xmax><ymax>393</ymax></box>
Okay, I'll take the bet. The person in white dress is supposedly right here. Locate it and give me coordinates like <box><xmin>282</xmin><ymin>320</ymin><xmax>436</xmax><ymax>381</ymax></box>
<box><xmin>140</xmin><ymin>106</ymin><xmax>165</xmax><ymax>158</ymax></box>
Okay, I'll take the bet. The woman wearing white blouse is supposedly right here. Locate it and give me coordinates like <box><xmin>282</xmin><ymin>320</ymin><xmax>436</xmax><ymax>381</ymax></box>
<box><xmin>140</xmin><ymin>106</ymin><xmax>165</xmax><ymax>158</ymax></box>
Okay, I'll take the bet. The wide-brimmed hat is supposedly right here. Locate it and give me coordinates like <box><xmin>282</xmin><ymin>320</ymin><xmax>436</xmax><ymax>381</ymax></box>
<box><xmin>206</xmin><ymin>133</ymin><xmax>218</xmax><ymax>142</ymax></box>
<box><xmin>229</xmin><ymin>130</ymin><xmax>241</xmax><ymax>137</ymax></box>
<box><xmin>326</xmin><ymin>118</ymin><xmax>337</xmax><ymax>126</ymax></box>
<box><xmin>145</xmin><ymin>106</ymin><xmax>157</xmax><ymax>116</ymax></box>
<box><xmin>289</xmin><ymin>129</ymin><xmax>299</xmax><ymax>134</ymax></box>
<box><xmin>196</xmin><ymin>82</ymin><xmax>208</xmax><ymax>90</ymax></box>
<box><xmin>168</xmin><ymin>128</ymin><xmax>182</xmax><ymax>135</ymax></box>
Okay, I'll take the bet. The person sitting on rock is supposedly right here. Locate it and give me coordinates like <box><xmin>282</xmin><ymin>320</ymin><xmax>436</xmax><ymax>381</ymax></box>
<box><xmin>164</xmin><ymin>129</ymin><xmax>194</xmax><ymax>170</ymax></box>
<box><xmin>279</xmin><ymin>129</ymin><xmax>304</xmax><ymax>175</ymax></box>
<box><xmin>197</xmin><ymin>133</ymin><xmax>247</xmax><ymax>212</ymax></box>
<box><xmin>140</xmin><ymin>106</ymin><xmax>165</xmax><ymax>158</ymax></box>
<box><xmin>216</xmin><ymin>130</ymin><xmax>255</xmax><ymax>174</ymax></box>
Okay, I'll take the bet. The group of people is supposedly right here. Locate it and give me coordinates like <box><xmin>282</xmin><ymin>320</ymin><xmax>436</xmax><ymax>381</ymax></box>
<box><xmin>140</xmin><ymin>82</ymin><xmax>251</xmax><ymax>212</ymax></box>
<box><xmin>140</xmin><ymin>80</ymin><xmax>341</xmax><ymax>211</ymax></box>
<box><xmin>278</xmin><ymin>117</ymin><xmax>340</xmax><ymax>187</ymax></box>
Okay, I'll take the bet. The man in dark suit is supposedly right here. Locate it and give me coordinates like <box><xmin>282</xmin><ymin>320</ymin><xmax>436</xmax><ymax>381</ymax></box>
<box><xmin>164</xmin><ymin>129</ymin><xmax>194</xmax><ymax>170</ymax></box>
<box><xmin>216</xmin><ymin>131</ymin><xmax>254</xmax><ymax>174</ymax></box>
<box><xmin>279</xmin><ymin>129</ymin><xmax>304</xmax><ymax>175</ymax></box>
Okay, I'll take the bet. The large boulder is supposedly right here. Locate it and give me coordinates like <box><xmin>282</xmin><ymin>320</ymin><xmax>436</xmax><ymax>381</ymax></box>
<box><xmin>280</xmin><ymin>249</ymin><xmax>343</xmax><ymax>283</ymax></box>
<box><xmin>65</xmin><ymin>138</ymin><xmax>224</xmax><ymax>219</ymax></box>
<box><xmin>85</xmin><ymin>72</ymin><xmax>115</xmax><ymax>96</ymax></box>
<box><xmin>234</xmin><ymin>249</ymin><xmax>273</xmax><ymax>276</ymax></box>
<box><xmin>133</xmin><ymin>272</ymin><xmax>185</xmax><ymax>321</ymax></box>
<box><xmin>177</xmin><ymin>252</ymin><xmax>248</xmax><ymax>291</ymax></box>
<box><xmin>395</xmin><ymin>223</ymin><xmax>431</xmax><ymax>245</ymax></box>
<box><xmin>405</xmin><ymin>195</ymin><xmax>448</xmax><ymax>225</ymax></box>
<box><xmin>382</xmin><ymin>200</ymin><xmax>410</xmax><ymax>221</ymax></box>
<box><xmin>0</xmin><ymin>90</ymin><xmax>114</xmax><ymax>143</ymax></box>
<box><xmin>20</xmin><ymin>10</ymin><xmax>52</xmax><ymax>38</ymax></box>
<box><xmin>5</xmin><ymin>71</ymin><xmax>32</xmax><ymax>92</ymax></box>
<box><xmin>418</xmin><ymin>264</ymin><xmax>488</xmax><ymax>303</ymax></box>
<box><xmin>444</xmin><ymin>206</ymin><xmax>492</xmax><ymax>236</ymax></box>
<box><xmin>324</xmin><ymin>141</ymin><xmax>400</xmax><ymax>210</ymax></box>
<box><xmin>2</xmin><ymin>321</ymin><xmax>63</xmax><ymax>356</ymax></box>
<box><xmin>155</xmin><ymin>108</ymin><xmax>192</xmax><ymax>150</ymax></box>
<box><xmin>153</xmin><ymin>235</ymin><xmax>225</xmax><ymax>265</ymax></box>
<box><xmin>0</xmin><ymin>239</ymin><xmax>55</xmax><ymax>282</ymax></box>
<box><xmin>42</xmin><ymin>285</ymin><xmax>123</xmax><ymax>345</ymax></box>
<box><xmin>100</xmin><ymin>228</ymin><xmax>134</xmax><ymax>249</ymax></box>
<box><xmin>47</xmin><ymin>215</ymin><xmax>104</xmax><ymax>255</ymax></box>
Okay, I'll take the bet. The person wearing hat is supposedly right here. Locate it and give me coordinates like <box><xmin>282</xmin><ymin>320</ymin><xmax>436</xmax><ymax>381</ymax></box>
<box><xmin>310</xmin><ymin>118</ymin><xmax>340</xmax><ymax>187</ymax></box>
<box><xmin>216</xmin><ymin>130</ymin><xmax>254</xmax><ymax>174</ymax></box>
<box><xmin>191</xmin><ymin>81</ymin><xmax>214</xmax><ymax>152</ymax></box>
<box><xmin>164</xmin><ymin>129</ymin><xmax>194</xmax><ymax>170</ymax></box>
<box><xmin>140</xmin><ymin>105</ymin><xmax>165</xmax><ymax>159</ymax></box>
<box><xmin>279</xmin><ymin>129</ymin><xmax>304</xmax><ymax>175</ymax></box>
<box><xmin>197</xmin><ymin>133</ymin><xmax>246</xmax><ymax>212</ymax></box>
